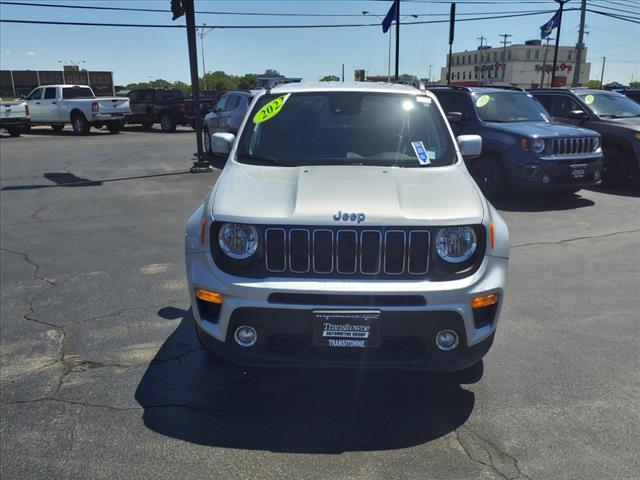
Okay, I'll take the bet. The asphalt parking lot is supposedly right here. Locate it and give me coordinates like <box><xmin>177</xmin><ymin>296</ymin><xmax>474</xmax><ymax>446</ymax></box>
<box><xmin>1</xmin><ymin>126</ymin><xmax>639</xmax><ymax>479</ymax></box>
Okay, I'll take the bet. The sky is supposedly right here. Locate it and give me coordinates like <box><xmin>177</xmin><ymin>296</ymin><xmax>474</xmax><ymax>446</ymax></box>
<box><xmin>0</xmin><ymin>0</ymin><xmax>638</xmax><ymax>86</ymax></box>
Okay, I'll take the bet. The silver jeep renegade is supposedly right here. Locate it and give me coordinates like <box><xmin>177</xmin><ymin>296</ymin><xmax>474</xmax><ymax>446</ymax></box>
<box><xmin>185</xmin><ymin>82</ymin><xmax>509</xmax><ymax>372</ymax></box>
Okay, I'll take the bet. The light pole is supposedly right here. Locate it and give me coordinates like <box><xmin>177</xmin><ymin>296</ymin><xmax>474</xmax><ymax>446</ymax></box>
<box><xmin>428</xmin><ymin>64</ymin><xmax>433</xmax><ymax>86</ymax></box>
<box><xmin>362</xmin><ymin>11</ymin><xmax>418</xmax><ymax>82</ymax></box>
<box><xmin>600</xmin><ymin>56</ymin><xmax>606</xmax><ymax>88</ymax></box>
<box><xmin>58</xmin><ymin>60</ymin><xmax>65</xmax><ymax>84</ymax></box>
<box><xmin>550</xmin><ymin>0</ymin><xmax>570</xmax><ymax>87</ymax></box>
<box><xmin>198</xmin><ymin>23</ymin><xmax>215</xmax><ymax>90</ymax></box>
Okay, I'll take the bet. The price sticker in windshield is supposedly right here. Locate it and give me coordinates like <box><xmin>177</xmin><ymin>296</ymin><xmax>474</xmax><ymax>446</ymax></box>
<box><xmin>411</xmin><ymin>141</ymin><xmax>431</xmax><ymax>165</ymax></box>
<box><xmin>253</xmin><ymin>94</ymin><xmax>291</xmax><ymax>124</ymax></box>
<box><xmin>475</xmin><ymin>95</ymin><xmax>490</xmax><ymax>108</ymax></box>
<box><xmin>584</xmin><ymin>94</ymin><xmax>595</xmax><ymax>105</ymax></box>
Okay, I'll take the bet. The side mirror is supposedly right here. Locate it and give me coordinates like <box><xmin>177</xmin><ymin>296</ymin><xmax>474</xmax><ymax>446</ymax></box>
<box><xmin>568</xmin><ymin>109</ymin><xmax>588</xmax><ymax>122</ymax></box>
<box><xmin>457</xmin><ymin>134</ymin><xmax>482</xmax><ymax>159</ymax></box>
<box><xmin>446</xmin><ymin>111</ymin><xmax>464</xmax><ymax>124</ymax></box>
<box><xmin>19</xmin><ymin>94</ymin><xmax>27</xmax><ymax>100</ymax></box>
<box><xmin>211</xmin><ymin>132</ymin><xmax>235</xmax><ymax>156</ymax></box>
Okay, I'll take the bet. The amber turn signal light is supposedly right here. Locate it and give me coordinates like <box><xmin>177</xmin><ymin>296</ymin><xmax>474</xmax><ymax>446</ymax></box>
<box><xmin>471</xmin><ymin>293</ymin><xmax>499</xmax><ymax>309</ymax></box>
<box><xmin>195</xmin><ymin>289</ymin><xmax>223</xmax><ymax>304</ymax></box>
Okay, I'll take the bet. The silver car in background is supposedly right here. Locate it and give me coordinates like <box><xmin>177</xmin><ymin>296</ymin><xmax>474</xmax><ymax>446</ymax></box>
<box><xmin>202</xmin><ymin>90</ymin><xmax>261</xmax><ymax>154</ymax></box>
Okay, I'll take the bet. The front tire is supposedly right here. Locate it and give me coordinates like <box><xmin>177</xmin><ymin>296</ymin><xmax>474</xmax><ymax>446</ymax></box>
<box><xmin>71</xmin><ymin>113</ymin><xmax>90</xmax><ymax>135</ymax></box>
<box><xmin>471</xmin><ymin>156</ymin><xmax>508</xmax><ymax>201</ymax></box>
<box><xmin>602</xmin><ymin>145</ymin><xmax>629</xmax><ymax>186</ymax></box>
<box><xmin>203</xmin><ymin>127</ymin><xmax>212</xmax><ymax>154</ymax></box>
<box><xmin>159</xmin><ymin>113</ymin><xmax>176</xmax><ymax>133</ymax></box>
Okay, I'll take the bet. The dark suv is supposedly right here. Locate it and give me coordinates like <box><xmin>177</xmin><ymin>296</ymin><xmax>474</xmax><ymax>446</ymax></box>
<box><xmin>430</xmin><ymin>86</ymin><xmax>603</xmax><ymax>199</ymax></box>
<box><xmin>529</xmin><ymin>88</ymin><xmax>640</xmax><ymax>186</ymax></box>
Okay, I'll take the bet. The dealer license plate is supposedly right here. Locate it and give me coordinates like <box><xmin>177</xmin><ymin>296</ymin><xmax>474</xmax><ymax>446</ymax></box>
<box><xmin>312</xmin><ymin>310</ymin><xmax>381</xmax><ymax>348</ymax></box>
<box><xmin>571</xmin><ymin>168</ymin><xmax>586</xmax><ymax>178</ymax></box>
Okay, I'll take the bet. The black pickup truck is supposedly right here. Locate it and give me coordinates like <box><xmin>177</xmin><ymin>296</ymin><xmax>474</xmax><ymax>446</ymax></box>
<box><xmin>125</xmin><ymin>88</ymin><xmax>213</xmax><ymax>132</ymax></box>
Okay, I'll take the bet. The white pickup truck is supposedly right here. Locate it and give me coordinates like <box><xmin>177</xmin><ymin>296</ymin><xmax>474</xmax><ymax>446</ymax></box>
<box><xmin>0</xmin><ymin>98</ymin><xmax>29</xmax><ymax>137</ymax></box>
<box><xmin>24</xmin><ymin>85</ymin><xmax>131</xmax><ymax>134</ymax></box>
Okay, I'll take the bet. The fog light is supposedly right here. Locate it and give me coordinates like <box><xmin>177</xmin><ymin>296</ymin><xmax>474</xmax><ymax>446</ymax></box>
<box><xmin>542</xmin><ymin>174</ymin><xmax>551</xmax><ymax>184</ymax></box>
<box><xmin>435</xmin><ymin>330</ymin><xmax>459</xmax><ymax>351</ymax></box>
<box><xmin>234</xmin><ymin>326</ymin><xmax>257</xmax><ymax>347</ymax></box>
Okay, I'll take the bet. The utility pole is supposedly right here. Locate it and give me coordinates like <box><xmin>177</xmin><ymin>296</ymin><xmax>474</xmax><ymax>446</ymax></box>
<box><xmin>477</xmin><ymin>36</ymin><xmax>486</xmax><ymax>48</ymax></box>
<box><xmin>572</xmin><ymin>0</ymin><xmax>587</xmax><ymax>87</ymax></box>
<box><xmin>600</xmin><ymin>56</ymin><xmax>606</xmax><ymax>87</ymax></box>
<box><xmin>395</xmin><ymin>0</ymin><xmax>400</xmax><ymax>80</ymax></box>
<box><xmin>540</xmin><ymin>37</ymin><xmax>553</xmax><ymax>87</ymax></box>
<box><xmin>428</xmin><ymin>64</ymin><xmax>433</xmax><ymax>86</ymax></box>
<box><xmin>341</xmin><ymin>64</ymin><xmax>345</xmax><ymax>82</ymax></box>
<box><xmin>551</xmin><ymin>0</ymin><xmax>569</xmax><ymax>87</ymax></box>
<box><xmin>499</xmin><ymin>34</ymin><xmax>511</xmax><ymax>82</ymax></box>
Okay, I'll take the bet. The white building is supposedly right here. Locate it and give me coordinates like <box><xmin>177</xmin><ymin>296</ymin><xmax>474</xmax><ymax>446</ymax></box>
<box><xmin>439</xmin><ymin>40</ymin><xmax>590</xmax><ymax>88</ymax></box>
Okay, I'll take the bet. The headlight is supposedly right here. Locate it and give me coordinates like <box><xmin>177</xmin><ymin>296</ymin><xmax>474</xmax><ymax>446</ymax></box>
<box><xmin>435</xmin><ymin>226</ymin><xmax>477</xmax><ymax>264</ymax></box>
<box><xmin>633</xmin><ymin>133</ymin><xmax>640</xmax><ymax>142</ymax></box>
<box><xmin>532</xmin><ymin>138</ymin><xmax>545</xmax><ymax>154</ymax></box>
<box><xmin>218</xmin><ymin>223</ymin><xmax>259</xmax><ymax>260</ymax></box>
<box><xmin>594</xmin><ymin>137</ymin><xmax>601</xmax><ymax>150</ymax></box>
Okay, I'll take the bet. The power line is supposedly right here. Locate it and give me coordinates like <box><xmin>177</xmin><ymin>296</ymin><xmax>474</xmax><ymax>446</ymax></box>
<box><xmin>588</xmin><ymin>0</ymin><xmax>640</xmax><ymax>16</ymax></box>
<box><xmin>0</xmin><ymin>9</ymin><xmax>581</xmax><ymax>30</ymax></box>
<box><xmin>587</xmin><ymin>8</ymin><xmax>640</xmax><ymax>22</ymax></box>
<box><xmin>0</xmin><ymin>1</ymin><xmax>564</xmax><ymax>18</ymax></box>
<box><xmin>592</xmin><ymin>0</ymin><xmax>640</xmax><ymax>11</ymax></box>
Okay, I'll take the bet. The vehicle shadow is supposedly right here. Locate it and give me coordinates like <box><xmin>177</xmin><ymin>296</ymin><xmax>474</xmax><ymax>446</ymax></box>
<box><xmin>123</xmin><ymin>126</ymin><xmax>194</xmax><ymax>134</ymax></box>
<box><xmin>134</xmin><ymin>307</ymin><xmax>477</xmax><ymax>454</ymax></box>
<box><xmin>25</xmin><ymin>128</ymin><xmax>113</xmax><ymax>137</ymax></box>
<box><xmin>493</xmin><ymin>191</ymin><xmax>595</xmax><ymax>212</ymax></box>
<box><xmin>586</xmin><ymin>184</ymin><xmax>640</xmax><ymax>198</ymax></box>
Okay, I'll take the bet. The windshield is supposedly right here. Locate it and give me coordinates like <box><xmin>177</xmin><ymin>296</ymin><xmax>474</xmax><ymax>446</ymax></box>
<box><xmin>236</xmin><ymin>91</ymin><xmax>456</xmax><ymax>168</ymax></box>
<box><xmin>62</xmin><ymin>87</ymin><xmax>95</xmax><ymax>99</ymax></box>
<box><xmin>472</xmin><ymin>91</ymin><xmax>550</xmax><ymax>123</ymax></box>
<box><xmin>579</xmin><ymin>92</ymin><xmax>640</xmax><ymax>118</ymax></box>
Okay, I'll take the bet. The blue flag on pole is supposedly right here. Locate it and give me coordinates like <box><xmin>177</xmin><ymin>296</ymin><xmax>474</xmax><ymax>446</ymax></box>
<box><xmin>382</xmin><ymin>0</ymin><xmax>398</xmax><ymax>33</ymax></box>
<box><xmin>540</xmin><ymin>9</ymin><xmax>560</xmax><ymax>39</ymax></box>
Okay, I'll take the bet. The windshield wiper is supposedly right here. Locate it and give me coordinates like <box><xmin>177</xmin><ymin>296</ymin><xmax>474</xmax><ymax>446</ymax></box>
<box><xmin>237</xmin><ymin>154</ymin><xmax>288</xmax><ymax>166</ymax></box>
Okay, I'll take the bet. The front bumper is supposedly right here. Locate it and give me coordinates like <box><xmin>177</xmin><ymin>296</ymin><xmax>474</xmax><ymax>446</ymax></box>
<box><xmin>511</xmin><ymin>154</ymin><xmax>603</xmax><ymax>190</ymax></box>
<box><xmin>186</xmin><ymin>251</ymin><xmax>508</xmax><ymax>370</ymax></box>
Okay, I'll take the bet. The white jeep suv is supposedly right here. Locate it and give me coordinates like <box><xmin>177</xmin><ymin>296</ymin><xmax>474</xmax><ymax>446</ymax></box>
<box><xmin>185</xmin><ymin>82</ymin><xmax>509</xmax><ymax>372</ymax></box>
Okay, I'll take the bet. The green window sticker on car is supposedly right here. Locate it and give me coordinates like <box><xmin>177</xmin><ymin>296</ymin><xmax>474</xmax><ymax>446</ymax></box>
<box><xmin>584</xmin><ymin>94</ymin><xmax>595</xmax><ymax>105</ymax></box>
<box><xmin>253</xmin><ymin>94</ymin><xmax>291</xmax><ymax>124</ymax></box>
<box><xmin>475</xmin><ymin>95</ymin><xmax>490</xmax><ymax>108</ymax></box>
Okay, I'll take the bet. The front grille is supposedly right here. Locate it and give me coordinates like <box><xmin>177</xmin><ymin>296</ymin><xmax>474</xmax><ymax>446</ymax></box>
<box><xmin>264</xmin><ymin>227</ymin><xmax>430</xmax><ymax>277</ymax></box>
<box><xmin>551</xmin><ymin>137</ymin><xmax>596</xmax><ymax>156</ymax></box>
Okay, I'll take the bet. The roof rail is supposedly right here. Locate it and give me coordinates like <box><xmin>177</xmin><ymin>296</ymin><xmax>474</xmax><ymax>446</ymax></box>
<box><xmin>485</xmin><ymin>85</ymin><xmax>525</xmax><ymax>92</ymax></box>
<box><xmin>427</xmin><ymin>85</ymin><xmax>472</xmax><ymax>92</ymax></box>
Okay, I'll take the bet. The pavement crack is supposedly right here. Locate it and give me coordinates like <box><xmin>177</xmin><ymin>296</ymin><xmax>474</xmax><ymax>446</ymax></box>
<box><xmin>29</xmin><ymin>205</ymin><xmax>46</xmax><ymax>222</ymax></box>
<box><xmin>455</xmin><ymin>426</ymin><xmax>533</xmax><ymax>480</ymax></box>
<box><xmin>511</xmin><ymin>229</ymin><xmax>640</xmax><ymax>249</ymax></box>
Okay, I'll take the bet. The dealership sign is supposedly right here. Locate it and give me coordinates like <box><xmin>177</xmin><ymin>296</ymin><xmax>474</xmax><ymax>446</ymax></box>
<box><xmin>535</xmin><ymin>63</ymin><xmax>573</xmax><ymax>73</ymax></box>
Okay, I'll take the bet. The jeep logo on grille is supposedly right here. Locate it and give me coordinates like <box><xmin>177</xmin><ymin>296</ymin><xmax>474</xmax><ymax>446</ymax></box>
<box><xmin>333</xmin><ymin>211</ymin><xmax>366</xmax><ymax>223</ymax></box>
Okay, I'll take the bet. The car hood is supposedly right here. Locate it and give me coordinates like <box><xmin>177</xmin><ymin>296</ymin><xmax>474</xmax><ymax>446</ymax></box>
<box><xmin>604</xmin><ymin>116</ymin><xmax>640</xmax><ymax>132</ymax></box>
<box><xmin>212</xmin><ymin>163</ymin><xmax>485</xmax><ymax>226</ymax></box>
<box><xmin>490</xmin><ymin>121</ymin><xmax>598</xmax><ymax>138</ymax></box>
